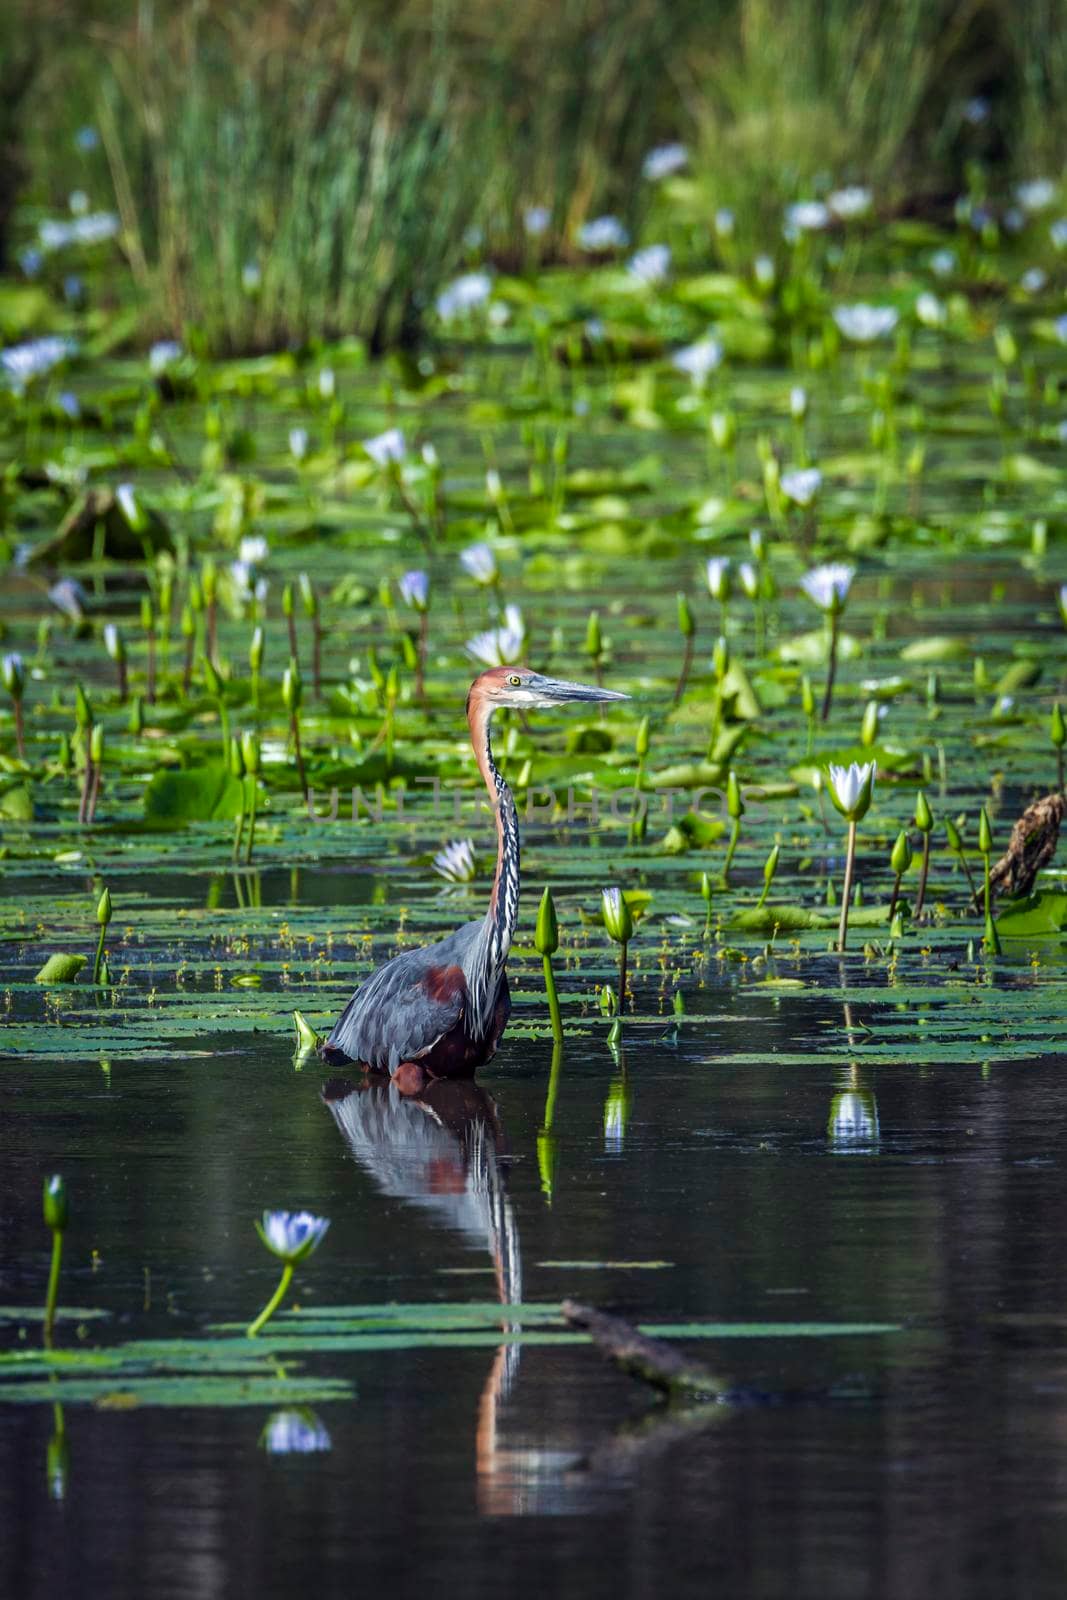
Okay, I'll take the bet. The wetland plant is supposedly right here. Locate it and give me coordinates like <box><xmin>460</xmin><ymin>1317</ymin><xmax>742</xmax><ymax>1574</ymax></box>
<box><xmin>978</xmin><ymin>807</ymin><xmax>1002</xmax><ymax>955</ymax></box>
<box><xmin>887</xmin><ymin>829</ymin><xmax>913</xmax><ymax>922</ymax></box>
<box><xmin>913</xmin><ymin>791</ymin><xmax>934</xmax><ymax>918</ymax></box>
<box><xmin>602</xmin><ymin>886</ymin><xmax>634</xmax><ymax>1015</ymax></box>
<box><xmin>42</xmin><ymin>1174</ymin><xmax>67</xmax><ymax>1346</ymax></box>
<box><xmin>247</xmin><ymin>1210</ymin><xmax>330</xmax><ymax>1338</ymax></box>
<box><xmin>3</xmin><ymin>653</ymin><xmax>26</xmax><ymax>760</ymax></box>
<box><xmin>800</xmin><ymin>562</ymin><xmax>854</xmax><ymax>722</ymax></box>
<box><xmin>92</xmin><ymin>886</ymin><xmax>112</xmax><ymax>985</ymax></box>
<box><xmin>535</xmin><ymin>886</ymin><xmax>564</xmax><ymax>1047</ymax></box>
<box><xmin>827</xmin><ymin>761</ymin><xmax>875</xmax><ymax>953</ymax></box>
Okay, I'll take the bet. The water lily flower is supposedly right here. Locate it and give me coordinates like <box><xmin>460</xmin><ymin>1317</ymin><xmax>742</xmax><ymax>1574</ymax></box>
<box><xmin>1021</xmin><ymin>267</ymin><xmax>1047</xmax><ymax>294</ymax></box>
<box><xmin>63</xmin><ymin>275</ymin><xmax>84</xmax><ymax>306</ymax></box>
<box><xmin>784</xmin><ymin>200</ymin><xmax>830</xmax><ymax>236</ymax></box>
<box><xmin>828</xmin><ymin>186</ymin><xmax>872</xmax><ymax>220</ymax></box>
<box><xmin>915</xmin><ymin>291</ymin><xmax>946</xmax><ymax>328</ymax></box>
<box><xmin>364</xmin><ymin>427</ymin><xmax>406</xmax><ymax>467</ymax></box>
<box><xmin>239</xmin><ymin>536</ymin><xmax>269</xmax><ymax>567</ymax></box>
<box><xmin>466</xmin><ymin>604</ymin><xmax>525</xmax><ymax>666</ymax></box>
<box><xmin>789</xmin><ymin>385</ymin><xmax>808</xmax><ymax>421</ymax></box>
<box><xmin>706</xmin><ymin>556</ymin><xmax>731</xmax><ymax>602</ymax></box>
<box><xmin>738</xmin><ymin>561</ymin><xmax>759</xmax><ymax>600</ymax></box>
<box><xmin>801</xmin><ymin>561</ymin><xmax>853</xmax><ymax>613</ymax></box>
<box><xmin>832</xmin><ymin>304</ymin><xmax>899</xmax><ymax>343</ymax></box>
<box><xmin>930</xmin><ymin>248</ymin><xmax>956</xmax><ymax>277</ymax></box>
<box><xmin>1016</xmin><ymin>178</ymin><xmax>1056</xmax><ymax>213</ymax></box>
<box><xmin>75</xmin><ymin>126</ymin><xmax>99</xmax><ymax>152</ymax></box>
<box><xmin>781</xmin><ymin>467</ymin><xmax>822</xmax><ymax>507</ymax></box>
<box><xmin>523</xmin><ymin>205</ymin><xmax>551</xmax><ymax>237</ymax></box>
<box><xmin>289</xmin><ymin>427</ymin><xmax>309</xmax><ymax>461</ymax></box>
<box><xmin>57</xmin><ymin>392</ymin><xmax>80</xmax><ymax>421</ymax></box>
<box><xmin>672</xmin><ymin>336</ymin><xmax>722</xmax><ymax>385</ymax></box>
<box><xmin>49</xmin><ymin>578</ymin><xmax>88</xmax><ymax>622</ymax></box>
<box><xmin>627</xmin><ymin>244</ymin><xmax>671</xmax><ymax>285</ymax></box>
<box><xmin>714</xmin><ymin>208</ymin><xmax>735</xmax><ymax>238</ymax></box>
<box><xmin>754</xmin><ymin>255</ymin><xmax>776</xmax><ymax>290</ymax></box>
<box><xmin>262</xmin><ymin>1410</ymin><xmax>332</xmax><ymax>1455</ymax></box>
<box><xmin>576</xmin><ymin>215</ymin><xmax>630</xmax><ymax>252</ymax></box>
<box><xmin>149</xmin><ymin>340</ymin><xmax>183</xmax><ymax>375</ymax></box>
<box><xmin>642</xmin><ymin>143</ymin><xmax>688</xmax><ymax>180</ymax></box>
<box><xmin>398</xmin><ymin>569</ymin><xmax>429</xmax><ymax>610</ymax></box>
<box><xmin>242</xmin><ymin>261</ymin><xmax>262</xmax><ymax>293</ymax></box>
<box><xmin>1051</xmin><ymin>219</ymin><xmax>1067</xmax><ymax>250</ymax></box>
<box><xmin>38</xmin><ymin>213</ymin><xmax>119</xmax><ymax>252</ymax></box>
<box><xmin>230</xmin><ymin>561</ymin><xmax>269</xmax><ymax>606</ymax></box>
<box><xmin>256</xmin><ymin>1209</ymin><xmax>330</xmax><ymax>1264</ymax></box>
<box><xmin>828</xmin><ymin>761</ymin><xmax>875</xmax><ymax>821</ymax></box>
<box><xmin>1</xmin><ymin>336</ymin><xmax>78</xmax><ymax>391</ymax></box>
<box><xmin>964</xmin><ymin>95</ymin><xmax>990</xmax><ymax>125</ymax></box>
<box><xmin>432</xmin><ymin>838</ymin><xmax>477</xmax><ymax>883</ymax></box>
<box><xmin>435</xmin><ymin>271</ymin><xmax>492</xmax><ymax>322</ymax></box>
<box><xmin>459</xmin><ymin>541</ymin><xmax>498</xmax><ymax>585</ymax></box>
<box><xmin>19</xmin><ymin>247</ymin><xmax>42</xmax><ymax>278</ymax></box>
<box><xmin>69</xmin><ymin>190</ymin><xmax>89</xmax><ymax>216</ymax></box>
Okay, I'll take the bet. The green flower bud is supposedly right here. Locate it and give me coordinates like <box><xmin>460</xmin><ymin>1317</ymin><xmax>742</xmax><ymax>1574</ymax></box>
<box><xmin>635</xmin><ymin>716</ymin><xmax>650</xmax><ymax>758</ymax></box>
<box><xmin>282</xmin><ymin>581</ymin><xmax>295</xmax><ymax>618</ymax></box>
<box><xmin>535</xmin><ymin>885</ymin><xmax>559</xmax><ymax>956</ymax></box>
<box><xmin>188</xmin><ymin>575</ymin><xmax>203</xmax><ymax>613</ymax></box>
<box><xmin>800</xmin><ymin>674</ymin><xmax>815</xmax><ymax>717</ymax></box>
<box><xmin>860</xmin><ymin>700</ymin><xmax>880</xmax><ymax>747</ymax></box>
<box><xmin>299</xmin><ymin>573</ymin><xmax>317</xmax><ymax>619</ymax></box>
<box><xmin>944</xmin><ymin>816</ymin><xmax>963</xmax><ymax>852</ymax></box>
<box><xmin>710</xmin><ymin>410</ymin><xmax>736</xmax><ymax>450</ymax></box>
<box><xmin>140</xmin><ymin>595</ymin><xmax>154</xmax><ymax>632</ymax></box>
<box><xmin>74</xmin><ymin>683</ymin><xmax>92</xmax><ymax>728</ymax></box>
<box><xmin>282</xmin><ymin>658</ymin><xmax>302</xmax><ymax>714</ymax></box>
<box><xmin>180</xmin><ymin>603</ymin><xmax>195</xmax><ymax>640</ymax></box>
<box><xmin>700</xmin><ymin>871</ymin><xmax>713</xmax><ymax>905</ymax></box>
<box><xmin>712</xmin><ymin>635</ymin><xmax>729</xmax><ymax>679</ymax></box>
<box><xmin>763</xmin><ymin>843</ymin><xmax>780</xmax><ymax>886</ymax></box>
<box><xmin>585</xmin><ymin>611</ymin><xmax>602</xmax><ymax>659</ymax></box>
<box><xmin>726</xmin><ymin>770</ymin><xmax>744</xmax><ymax>819</ymax></box>
<box><xmin>241</xmin><ymin>730</ymin><xmax>261</xmax><ymax>774</ymax></box>
<box><xmin>128</xmin><ymin>695</ymin><xmax>143</xmax><ymax>735</ymax></box>
<box><xmin>96</xmin><ymin>886</ymin><xmax>112</xmax><ymax>926</ymax></box>
<box><xmin>890</xmin><ymin>829</ymin><xmax>913</xmax><ymax>876</ymax></box>
<box><xmin>229</xmin><ymin>736</ymin><xmax>245</xmax><ymax>780</ymax></box>
<box><xmin>43</xmin><ymin>1174</ymin><xmax>68</xmax><ymax>1233</ymax></box>
<box><xmin>2</xmin><ymin>653</ymin><xmax>25</xmax><ymax>697</ymax></box>
<box><xmin>994</xmin><ymin>325</ymin><xmax>1018</xmax><ymax>366</ymax></box>
<box><xmin>601</xmin><ymin>886</ymin><xmax>634</xmax><ymax>944</ymax></box>
<box><xmin>1052</xmin><ymin>702</ymin><xmax>1066</xmax><ymax>749</ymax></box>
<box><xmin>89</xmin><ymin>723</ymin><xmax>104</xmax><ymax>764</ymax></box>
<box><xmin>978</xmin><ymin>806</ymin><xmax>993</xmax><ymax>856</ymax></box>
<box><xmin>677</xmin><ymin>593</ymin><xmax>694</xmax><ymax>638</ymax></box>
<box><xmin>200</xmin><ymin>558</ymin><xmax>217</xmax><ymax>604</ymax></box>
<box><xmin>249</xmin><ymin>626</ymin><xmax>264</xmax><ymax>674</ymax></box>
<box><xmin>203</xmin><ymin>658</ymin><xmax>223</xmax><ymax>698</ymax></box>
<box><xmin>914</xmin><ymin>790</ymin><xmax>933</xmax><ymax>833</ymax></box>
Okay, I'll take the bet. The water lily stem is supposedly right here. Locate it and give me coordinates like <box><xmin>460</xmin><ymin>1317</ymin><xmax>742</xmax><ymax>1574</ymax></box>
<box><xmin>672</xmin><ymin>633</ymin><xmax>694</xmax><ymax>707</ymax></box>
<box><xmin>982</xmin><ymin>853</ymin><xmax>1001</xmax><ymax>955</ymax></box>
<box><xmin>92</xmin><ymin>921</ymin><xmax>107</xmax><ymax>985</ymax></box>
<box><xmin>13</xmin><ymin>699</ymin><xmax>25</xmax><ymax>760</ymax></box>
<box><xmin>247</xmin><ymin>1261</ymin><xmax>294</xmax><ymax>1338</ymax></box>
<box><xmin>290</xmin><ymin>712</ymin><xmax>308</xmax><ymax>796</ymax></box>
<box><xmin>43</xmin><ymin>1229</ymin><xmax>63</xmax><ymax>1347</ymax></box>
<box><xmin>244</xmin><ymin>776</ymin><xmax>257</xmax><ymax>864</ymax></box>
<box><xmin>820</xmin><ymin>613</ymin><xmax>839</xmax><ymax>722</ymax></box>
<box><xmin>888</xmin><ymin>870</ymin><xmax>903</xmax><ymax>923</ymax></box>
<box><xmin>837</xmin><ymin>820</ymin><xmax>857</xmax><ymax>952</ymax></box>
<box><xmin>914</xmin><ymin>833</ymin><xmax>931</xmax><ymax>919</ymax></box>
<box><xmin>543</xmin><ymin>953</ymin><xmax>564</xmax><ymax>1047</ymax></box>
<box><xmin>723</xmin><ymin>818</ymin><xmax>741</xmax><ymax>885</ymax></box>
<box><xmin>617</xmin><ymin>941</ymin><xmax>628</xmax><ymax>1013</ymax></box>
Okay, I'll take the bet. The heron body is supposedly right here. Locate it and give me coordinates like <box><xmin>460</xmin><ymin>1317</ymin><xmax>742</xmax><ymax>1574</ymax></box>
<box><xmin>323</xmin><ymin>664</ymin><xmax>626</xmax><ymax>1083</ymax></box>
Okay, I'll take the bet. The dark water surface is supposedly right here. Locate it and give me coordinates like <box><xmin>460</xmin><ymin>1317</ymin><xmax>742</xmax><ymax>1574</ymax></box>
<box><xmin>3</xmin><ymin>1023</ymin><xmax>1067</xmax><ymax>1600</ymax></box>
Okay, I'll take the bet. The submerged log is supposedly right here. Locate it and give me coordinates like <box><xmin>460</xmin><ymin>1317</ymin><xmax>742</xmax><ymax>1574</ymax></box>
<box><xmin>980</xmin><ymin>792</ymin><xmax>1066</xmax><ymax>906</ymax></box>
<box><xmin>561</xmin><ymin>1299</ymin><xmax>724</xmax><ymax>1401</ymax></box>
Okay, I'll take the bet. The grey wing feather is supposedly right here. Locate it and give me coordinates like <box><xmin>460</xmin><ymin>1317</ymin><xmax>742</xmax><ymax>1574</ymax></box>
<box><xmin>327</xmin><ymin>923</ymin><xmax>480</xmax><ymax>1071</ymax></box>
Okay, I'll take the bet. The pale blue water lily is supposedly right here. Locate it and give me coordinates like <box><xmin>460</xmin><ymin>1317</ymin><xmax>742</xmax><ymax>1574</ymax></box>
<box><xmin>459</xmin><ymin>541</ymin><xmax>498</xmax><ymax>584</ymax></box>
<box><xmin>642</xmin><ymin>142</ymin><xmax>687</xmax><ymax>181</ymax></box>
<box><xmin>149</xmin><ymin>340</ymin><xmax>183</xmax><ymax>375</ymax></box>
<box><xmin>576</xmin><ymin>215</ymin><xmax>629</xmax><ymax>252</ymax></box>
<box><xmin>754</xmin><ymin>255</ymin><xmax>775</xmax><ymax>289</ymax></box>
<box><xmin>801</xmin><ymin>561</ymin><xmax>854</xmax><ymax>612</ymax></box>
<box><xmin>714</xmin><ymin>208</ymin><xmax>735</xmax><ymax>238</ymax></box>
<box><xmin>364</xmin><ymin>427</ymin><xmax>406</xmax><ymax>467</ymax></box>
<box><xmin>1016</xmin><ymin>178</ymin><xmax>1056</xmax><ymax>213</ymax></box>
<box><xmin>38</xmin><ymin>213</ymin><xmax>118</xmax><ymax>252</ymax></box>
<box><xmin>832</xmin><ymin>304</ymin><xmax>899</xmax><ymax>343</ymax></box>
<box><xmin>915</xmin><ymin>292</ymin><xmax>946</xmax><ymax>328</ymax></box>
<box><xmin>781</xmin><ymin>467</ymin><xmax>822</xmax><ymax>507</ymax></box>
<box><xmin>242</xmin><ymin>261</ymin><xmax>262</xmax><ymax>293</ymax></box>
<box><xmin>436</xmin><ymin>271</ymin><xmax>492</xmax><ymax>322</ymax></box>
<box><xmin>828</xmin><ymin>186</ymin><xmax>872</xmax><ymax>220</ymax></box>
<box><xmin>289</xmin><ymin>427</ymin><xmax>309</xmax><ymax>462</ymax></box>
<box><xmin>466</xmin><ymin>604</ymin><xmax>525</xmax><ymax>666</ymax></box>
<box><xmin>432</xmin><ymin>838</ymin><xmax>477</xmax><ymax>883</ymax></box>
<box><xmin>2</xmin><ymin>336</ymin><xmax>78</xmax><ymax>390</ymax></box>
<box><xmin>706</xmin><ymin>556</ymin><xmax>731</xmax><ymax>601</ymax></box>
<box><xmin>930</xmin><ymin>248</ymin><xmax>956</xmax><ymax>277</ymax></box>
<box><xmin>255</xmin><ymin>1209</ymin><xmax>330</xmax><ymax>1264</ymax></box>
<box><xmin>1021</xmin><ymin>268</ymin><xmax>1047</xmax><ymax>294</ymax></box>
<box><xmin>1051</xmin><ymin>219</ymin><xmax>1067</xmax><ymax>250</ymax></box>
<box><xmin>672</xmin><ymin>336</ymin><xmax>722</xmax><ymax>384</ymax></box>
<box><xmin>398</xmin><ymin>569</ymin><xmax>429</xmax><ymax>610</ymax></box>
<box><xmin>628</xmin><ymin>245</ymin><xmax>670</xmax><ymax>286</ymax></box>
<box><xmin>790</xmin><ymin>385</ymin><xmax>808</xmax><ymax>420</ymax></box>
<box><xmin>784</xmin><ymin>200</ymin><xmax>830</xmax><ymax>236</ymax></box>
<box><xmin>523</xmin><ymin>205</ymin><xmax>551</xmax><ymax>237</ymax></box>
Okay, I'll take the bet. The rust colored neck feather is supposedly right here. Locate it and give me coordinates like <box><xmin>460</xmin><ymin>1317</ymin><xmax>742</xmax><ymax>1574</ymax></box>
<box><xmin>466</xmin><ymin>692</ymin><xmax>520</xmax><ymax>1036</ymax></box>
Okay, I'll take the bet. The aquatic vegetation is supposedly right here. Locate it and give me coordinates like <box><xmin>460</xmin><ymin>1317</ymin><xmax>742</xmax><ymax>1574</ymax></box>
<box><xmin>41</xmin><ymin>1175</ymin><xmax>67</xmax><ymax>1347</ymax></box>
<box><xmin>828</xmin><ymin>762</ymin><xmax>876</xmax><ymax>952</ymax></box>
<box><xmin>248</xmin><ymin>1210</ymin><xmax>331</xmax><ymax>1338</ymax></box>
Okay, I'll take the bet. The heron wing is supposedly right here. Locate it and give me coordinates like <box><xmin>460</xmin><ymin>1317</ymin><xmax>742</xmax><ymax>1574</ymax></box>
<box><xmin>326</xmin><ymin>924</ymin><xmax>480</xmax><ymax>1071</ymax></box>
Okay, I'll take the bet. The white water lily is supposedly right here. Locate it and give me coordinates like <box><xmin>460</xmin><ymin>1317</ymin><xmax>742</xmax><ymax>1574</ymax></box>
<box><xmin>784</xmin><ymin>200</ymin><xmax>830</xmax><ymax>235</ymax></box>
<box><xmin>459</xmin><ymin>541</ymin><xmax>498</xmax><ymax>585</ymax></box>
<box><xmin>706</xmin><ymin>556</ymin><xmax>731</xmax><ymax>601</ymax></box>
<box><xmin>790</xmin><ymin>385</ymin><xmax>808</xmax><ymax>420</ymax></box>
<box><xmin>262</xmin><ymin>1409</ymin><xmax>332</xmax><ymax>1455</ymax></box>
<box><xmin>238</xmin><ymin>536</ymin><xmax>269</xmax><ymax>566</ymax></box>
<box><xmin>930</xmin><ymin>248</ymin><xmax>956</xmax><ymax>278</ymax></box>
<box><xmin>432</xmin><ymin>838</ymin><xmax>477</xmax><ymax>883</ymax></box>
<box><xmin>1016</xmin><ymin>178</ymin><xmax>1056</xmax><ymax>213</ymax></box>
<box><xmin>2</xmin><ymin>336</ymin><xmax>77</xmax><ymax>390</ymax></box>
<box><xmin>102</xmin><ymin>625</ymin><xmax>120</xmax><ymax>661</ymax></box>
<box><xmin>642</xmin><ymin>143</ymin><xmax>687</xmax><ymax>181</ymax></box>
<box><xmin>523</xmin><ymin>205</ymin><xmax>551</xmax><ymax>237</ymax></box>
<box><xmin>230</xmin><ymin>561</ymin><xmax>269</xmax><ymax>605</ymax></box>
<box><xmin>627</xmin><ymin>244</ymin><xmax>671</xmax><ymax>286</ymax></box>
<box><xmin>2</xmin><ymin>652</ymin><xmax>24</xmax><ymax>694</ymax></box>
<box><xmin>576</xmin><ymin>215</ymin><xmax>630</xmax><ymax>252</ymax></box>
<box><xmin>48</xmin><ymin>578</ymin><xmax>87</xmax><ymax>621</ymax></box>
<box><xmin>828</xmin><ymin>186</ymin><xmax>872</xmax><ymax>221</ymax></box>
<box><xmin>672</xmin><ymin>336</ymin><xmax>722</xmax><ymax>384</ymax></box>
<box><xmin>915</xmin><ymin>291</ymin><xmax>946</xmax><ymax>328</ymax></box>
<box><xmin>364</xmin><ymin>427</ymin><xmax>406</xmax><ymax>467</ymax></box>
<box><xmin>436</xmin><ymin>271</ymin><xmax>492</xmax><ymax>322</ymax></box>
<box><xmin>398</xmin><ymin>569</ymin><xmax>429</xmax><ymax>610</ymax></box>
<box><xmin>255</xmin><ymin>1210</ymin><xmax>330</xmax><ymax>1263</ymax></box>
<box><xmin>832</xmin><ymin>304</ymin><xmax>899</xmax><ymax>343</ymax></box>
<box><xmin>827</xmin><ymin>760</ymin><xmax>876</xmax><ymax>820</ymax></box>
<box><xmin>38</xmin><ymin>212</ymin><xmax>119</xmax><ymax>252</ymax></box>
<box><xmin>738</xmin><ymin>561</ymin><xmax>759</xmax><ymax>600</ymax></box>
<box><xmin>781</xmin><ymin>468</ymin><xmax>823</xmax><ymax>508</ymax></box>
<box><xmin>714</xmin><ymin>208</ymin><xmax>735</xmax><ymax>238</ymax></box>
<box><xmin>149</xmin><ymin>340</ymin><xmax>183</xmax><ymax>375</ymax></box>
<box><xmin>1021</xmin><ymin>267</ymin><xmax>1047</xmax><ymax>294</ymax></box>
<box><xmin>801</xmin><ymin>561</ymin><xmax>854</xmax><ymax>612</ymax></box>
<box><xmin>466</xmin><ymin>604</ymin><xmax>525</xmax><ymax>667</ymax></box>
<box><xmin>288</xmin><ymin>427</ymin><xmax>308</xmax><ymax>462</ymax></box>
<box><xmin>601</xmin><ymin>885</ymin><xmax>633</xmax><ymax>943</ymax></box>
<box><xmin>754</xmin><ymin>255</ymin><xmax>776</xmax><ymax>290</ymax></box>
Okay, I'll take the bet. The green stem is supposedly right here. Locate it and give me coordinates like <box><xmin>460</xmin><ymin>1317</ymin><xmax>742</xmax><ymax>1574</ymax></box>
<box><xmin>671</xmin><ymin>634</ymin><xmax>694</xmax><ymax>707</ymax></box>
<box><xmin>820</xmin><ymin>613</ymin><xmax>839</xmax><ymax>722</ymax></box>
<box><xmin>914</xmin><ymin>833</ymin><xmax>931</xmax><ymax>918</ymax></box>
<box><xmin>244</xmin><ymin>776</ymin><xmax>257</xmax><ymax>864</ymax></box>
<box><xmin>982</xmin><ymin>853</ymin><xmax>1001</xmax><ymax>955</ymax></box>
<box><xmin>232</xmin><ymin>803</ymin><xmax>245</xmax><ymax>862</ymax></box>
<box><xmin>43</xmin><ymin>1230</ymin><xmax>63</xmax><ymax>1347</ymax></box>
<box><xmin>955</xmin><ymin>846</ymin><xmax>978</xmax><ymax>899</ymax></box>
<box><xmin>887</xmin><ymin>871</ymin><xmax>902</xmax><ymax>923</ymax></box>
<box><xmin>247</xmin><ymin>1261</ymin><xmax>294</xmax><ymax>1338</ymax></box>
<box><xmin>542</xmin><ymin>1037</ymin><xmax>564</xmax><ymax>1134</ymax></box>
<box><xmin>723</xmin><ymin>818</ymin><xmax>741</xmax><ymax>885</ymax></box>
<box><xmin>618</xmin><ymin>941</ymin><xmax>628</xmax><ymax>1012</ymax></box>
<box><xmin>837</xmin><ymin>820</ymin><xmax>857</xmax><ymax>953</ymax></box>
<box><xmin>543</xmin><ymin>953</ymin><xmax>564</xmax><ymax>1046</ymax></box>
<box><xmin>92</xmin><ymin>923</ymin><xmax>106</xmax><ymax>985</ymax></box>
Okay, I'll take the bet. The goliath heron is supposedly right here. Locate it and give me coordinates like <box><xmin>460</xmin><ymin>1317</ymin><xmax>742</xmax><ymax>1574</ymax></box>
<box><xmin>323</xmin><ymin>664</ymin><xmax>627</xmax><ymax>1087</ymax></box>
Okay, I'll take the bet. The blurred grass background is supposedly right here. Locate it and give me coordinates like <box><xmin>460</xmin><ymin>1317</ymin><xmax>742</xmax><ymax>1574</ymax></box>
<box><xmin>2</xmin><ymin>0</ymin><xmax>1066</xmax><ymax>351</ymax></box>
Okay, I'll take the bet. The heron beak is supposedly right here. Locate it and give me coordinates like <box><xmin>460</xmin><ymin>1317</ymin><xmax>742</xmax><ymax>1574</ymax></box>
<box><xmin>530</xmin><ymin>674</ymin><xmax>629</xmax><ymax>703</ymax></box>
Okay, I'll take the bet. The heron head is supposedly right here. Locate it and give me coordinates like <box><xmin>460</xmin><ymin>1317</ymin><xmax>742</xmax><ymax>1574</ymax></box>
<box><xmin>470</xmin><ymin>665</ymin><xmax>629</xmax><ymax>710</ymax></box>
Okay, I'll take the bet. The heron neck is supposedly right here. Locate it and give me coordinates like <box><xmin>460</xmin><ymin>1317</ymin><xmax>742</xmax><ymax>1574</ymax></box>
<box><xmin>467</xmin><ymin>699</ymin><xmax>520</xmax><ymax>1033</ymax></box>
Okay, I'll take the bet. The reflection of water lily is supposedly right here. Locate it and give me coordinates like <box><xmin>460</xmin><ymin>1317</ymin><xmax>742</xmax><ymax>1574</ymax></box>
<box><xmin>262</xmin><ymin>1409</ymin><xmax>332</xmax><ymax>1455</ymax></box>
<box><xmin>642</xmin><ymin>143</ymin><xmax>688</xmax><ymax>180</ymax></box>
<box><xmin>827</xmin><ymin>1090</ymin><xmax>880</xmax><ymax>1147</ymax></box>
<box><xmin>433</xmin><ymin>838</ymin><xmax>477</xmax><ymax>883</ymax></box>
<box><xmin>603</xmin><ymin>1076</ymin><xmax>632</xmax><ymax>1154</ymax></box>
<box><xmin>832</xmin><ymin>304</ymin><xmax>899</xmax><ymax>343</ymax></box>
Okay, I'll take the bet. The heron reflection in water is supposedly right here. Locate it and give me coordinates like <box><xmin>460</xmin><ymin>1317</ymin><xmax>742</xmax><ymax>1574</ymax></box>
<box><xmin>322</xmin><ymin>1075</ymin><xmax>585</xmax><ymax>1514</ymax></box>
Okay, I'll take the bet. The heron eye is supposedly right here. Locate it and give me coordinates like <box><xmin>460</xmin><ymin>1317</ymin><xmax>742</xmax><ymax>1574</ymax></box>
<box><xmin>508</xmin><ymin>674</ymin><xmax>522</xmax><ymax>687</ymax></box>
